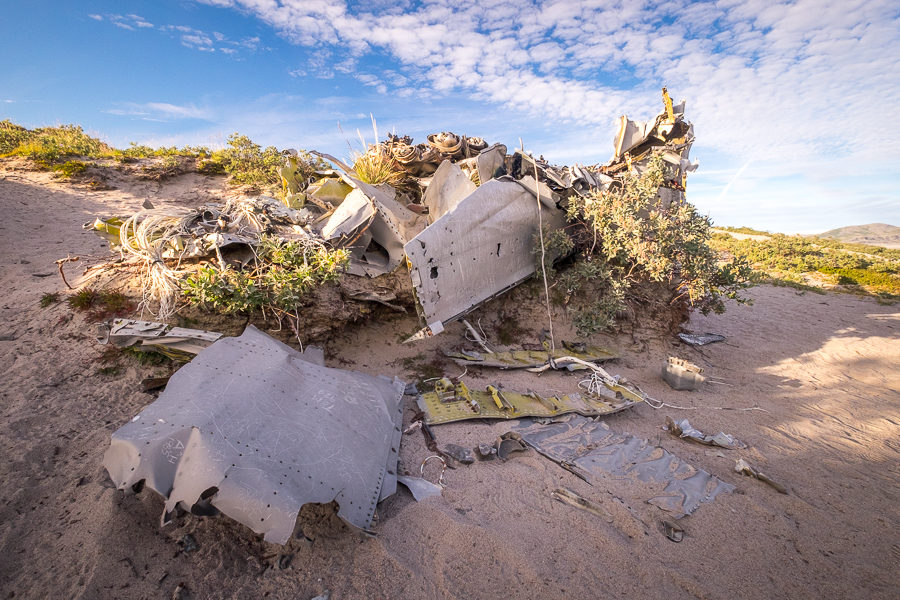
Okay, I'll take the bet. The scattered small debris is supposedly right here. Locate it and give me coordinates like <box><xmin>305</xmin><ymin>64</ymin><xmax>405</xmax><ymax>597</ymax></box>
<box><xmin>172</xmin><ymin>583</ymin><xmax>191</xmax><ymax>600</ymax></box>
<box><xmin>445</xmin><ymin>345</ymin><xmax>617</xmax><ymax>370</ymax></box>
<box><xmin>420</xmin><ymin>455</ymin><xmax>447</xmax><ymax>487</ymax></box>
<box><xmin>662</xmin><ymin>520</ymin><xmax>684</xmax><ymax>543</ymax></box>
<box><xmin>662</xmin><ymin>356</ymin><xmax>706</xmax><ymax>391</ymax></box>
<box><xmin>551</xmin><ymin>488</ymin><xmax>614</xmax><ymax>523</ymax></box>
<box><xmin>678</xmin><ymin>332</ymin><xmax>726</xmax><ymax>346</ymax></box>
<box><xmin>443</xmin><ymin>443</ymin><xmax>474</xmax><ymax>465</ymax></box>
<box><xmin>141</xmin><ymin>376</ymin><xmax>171</xmax><ymax>392</ymax></box>
<box><xmin>735</xmin><ymin>458</ymin><xmax>788</xmax><ymax>494</ymax></box>
<box><xmin>495</xmin><ymin>432</ymin><xmax>529</xmax><ymax>461</ymax></box>
<box><xmin>476</xmin><ymin>443</ymin><xmax>496</xmax><ymax>460</ymax></box>
<box><xmin>664</xmin><ymin>416</ymin><xmax>745</xmax><ymax>449</ymax></box>
<box><xmin>397</xmin><ymin>475</ymin><xmax>442</xmax><ymax>501</ymax></box>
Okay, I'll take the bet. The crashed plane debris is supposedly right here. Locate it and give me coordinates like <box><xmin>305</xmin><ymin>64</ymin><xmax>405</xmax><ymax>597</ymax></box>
<box><xmin>517</xmin><ymin>416</ymin><xmax>734</xmax><ymax>518</ymax></box>
<box><xmin>678</xmin><ymin>332</ymin><xmax>726</xmax><ymax>346</ymax></box>
<box><xmin>444</xmin><ymin>344</ymin><xmax>617</xmax><ymax>370</ymax></box>
<box><xmin>89</xmin><ymin>89</ymin><xmax>696</xmax><ymax>336</ymax></box>
<box><xmin>104</xmin><ymin>325</ymin><xmax>408</xmax><ymax>544</ymax></box>
<box><xmin>97</xmin><ymin>318</ymin><xmax>223</xmax><ymax>360</ymax></box>
<box><xmin>662</xmin><ymin>356</ymin><xmax>706</xmax><ymax>391</ymax></box>
<box><xmin>665</xmin><ymin>416</ymin><xmax>745</xmax><ymax>449</ymax></box>
<box><xmin>417</xmin><ymin>375</ymin><xmax>643</xmax><ymax>425</ymax></box>
<box><xmin>734</xmin><ymin>458</ymin><xmax>788</xmax><ymax>494</ymax></box>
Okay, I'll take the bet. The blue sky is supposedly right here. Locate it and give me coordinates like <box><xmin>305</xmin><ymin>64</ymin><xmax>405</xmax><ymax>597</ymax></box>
<box><xmin>2</xmin><ymin>0</ymin><xmax>898</xmax><ymax>234</ymax></box>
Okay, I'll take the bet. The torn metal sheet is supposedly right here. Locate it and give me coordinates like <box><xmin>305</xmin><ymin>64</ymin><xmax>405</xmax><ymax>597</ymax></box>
<box><xmin>337</xmin><ymin>170</ymin><xmax>426</xmax><ymax>277</ymax></box>
<box><xmin>397</xmin><ymin>476</ymin><xmax>442</xmax><ymax>501</ymax></box>
<box><xmin>405</xmin><ymin>178</ymin><xmax>564</xmax><ymax>333</ymax></box>
<box><xmin>320</xmin><ymin>189</ymin><xmax>376</xmax><ymax>239</ymax></box>
<box><xmin>417</xmin><ymin>377</ymin><xmax>642</xmax><ymax>425</ymax></box>
<box><xmin>517</xmin><ymin>416</ymin><xmax>734</xmax><ymax>518</ymax></box>
<box><xmin>678</xmin><ymin>332</ymin><xmax>726</xmax><ymax>346</ymax></box>
<box><xmin>665</xmin><ymin>416</ymin><xmax>745</xmax><ymax>449</ymax></box>
<box><xmin>423</xmin><ymin>160</ymin><xmax>477</xmax><ymax>222</ymax></box>
<box><xmin>444</xmin><ymin>345</ymin><xmax>617</xmax><ymax>370</ymax></box>
<box><xmin>475</xmin><ymin>143</ymin><xmax>507</xmax><ymax>184</ymax></box>
<box><xmin>104</xmin><ymin>325</ymin><xmax>405</xmax><ymax>544</ymax></box>
<box><xmin>551</xmin><ymin>488</ymin><xmax>614</xmax><ymax>522</ymax></box>
<box><xmin>97</xmin><ymin>318</ymin><xmax>222</xmax><ymax>358</ymax></box>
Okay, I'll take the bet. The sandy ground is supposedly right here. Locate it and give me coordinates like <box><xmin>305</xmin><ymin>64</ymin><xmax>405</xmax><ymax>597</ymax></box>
<box><xmin>1</xmin><ymin>164</ymin><xmax>898</xmax><ymax>599</ymax></box>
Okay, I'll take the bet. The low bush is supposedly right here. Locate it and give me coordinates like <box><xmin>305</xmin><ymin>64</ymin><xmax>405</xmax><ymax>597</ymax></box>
<box><xmin>551</xmin><ymin>155</ymin><xmax>753</xmax><ymax>334</ymax></box>
<box><xmin>181</xmin><ymin>236</ymin><xmax>349</xmax><ymax>315</ymax></box>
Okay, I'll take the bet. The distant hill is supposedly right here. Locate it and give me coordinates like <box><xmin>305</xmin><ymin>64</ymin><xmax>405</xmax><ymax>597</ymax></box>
<box><xmin>818</xmin><ymin>223</ymin><xmax>900</xmax><ymax>249</ymax></box>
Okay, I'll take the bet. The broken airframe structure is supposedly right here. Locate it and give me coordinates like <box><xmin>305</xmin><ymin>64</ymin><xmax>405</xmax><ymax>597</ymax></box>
<box><xmin>90</xmin><ymin>88</ymin><xmax>696</xmax><ymax>337</ymax></box>
<box><xmin>105</xmin><ymin>326</ymin><xmax>413</xmax><ymax>544</ymax></box>
<box><xmin>100</xmin><ymin>89</ymin><xmax>717</xmax><ymax>543</ymax></box>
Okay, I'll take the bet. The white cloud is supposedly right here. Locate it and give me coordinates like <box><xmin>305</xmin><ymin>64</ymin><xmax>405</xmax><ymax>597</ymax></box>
<box><xmin>106</xmin><ymin>102</ymin><xmax>212</xmax><ymax>121</ymax></box>
<box><xmin>90</xmin><ymin>12</ymin><xmax>256</xmax><ymax>55</ymax></box>
<box><xmin>94</xmin><ymin>13</ymin><xmax>154</xmax><ymax>31</ymax></box>
<box><xmin>194</xmin><ymin>0</ymin><xmax>899</xmax><ymax>171</ymax></box>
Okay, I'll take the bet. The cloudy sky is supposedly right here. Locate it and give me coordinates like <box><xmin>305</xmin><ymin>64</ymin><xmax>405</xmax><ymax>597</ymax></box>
<box><xmin>2</xmin><ymin>0</ymin><xmax>898</xmax><ymax>233</ymax></box>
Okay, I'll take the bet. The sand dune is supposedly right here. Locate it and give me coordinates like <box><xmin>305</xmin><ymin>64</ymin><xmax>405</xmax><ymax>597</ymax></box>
<box><xmin>1</xmin><ymin>164</ymin><xmax>897</xmax><ymax>599</ymax></box>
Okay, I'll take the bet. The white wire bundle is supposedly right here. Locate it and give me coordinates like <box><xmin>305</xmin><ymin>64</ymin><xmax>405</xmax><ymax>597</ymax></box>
<box><xmin>118</xmin><ymin>208</ymin><xmax>196</xmax><ymax>319</ymax></box>
<box><xmin>222</xmin><ymin>198</ymin><xmax>269</xmax><ymax>235</ymax></box>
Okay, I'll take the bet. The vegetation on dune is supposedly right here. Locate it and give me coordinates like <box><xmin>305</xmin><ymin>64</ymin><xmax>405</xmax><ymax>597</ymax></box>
<box><xmin>543</xmin><ymin>155</ymin><xmax>754</xmax><ymax>334</ymax></box>
<box><xmin>0</xmin><ymin>120</ymin><xmax>323</xmax><ymax>192</ymax></box>
<box><xmin>0</xmin><ymin>121</ymin><xmax>112</xmax><ymax>166</ymax></box>
<box><xmin>715</xmin><ymin>225</ymin><xmax>771</xmax><ymax>236</ymax></box>
<box><xmin>711</xmin><ymin>231</ymin><xmax>900</xmax><ymax>300</ymax></box>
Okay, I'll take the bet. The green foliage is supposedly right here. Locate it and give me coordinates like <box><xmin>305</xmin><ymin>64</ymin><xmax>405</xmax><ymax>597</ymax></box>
<box><xmin>68</xmin><ymin>288</ymin><xmax>99</xmax><ymax>310</ymax></box>
<box><xmin>352</xmin><ymin>147</ymin><xmax>406</xmax><ymax>185</ymax></box>
<box><xmin>563</xmin><ymin>155</ymin><xmax>753</xmax><ymax>323</ymax></box>
<box><xmin>40</xmin><ymin>292</ymin><xmax>60</xmax><ymax>308</ymax></box>
<box><xmin>0</xmin><ymin>120</ymin><xmax>31</xmax><ymax>154</ymax></box>
<box><xmin>51</xmin><ymin>160</ymin><xmax>88</xmax><ymax>178</ymax></box>
<box><xmin>182</xmin><ymin>236</ymin><xmax>349</xmax><ymax>314</ymax></box>
<box><xmin>197</xmin><ymin>157</ymin><xmax>226</xmax><ymax>175</ymax></box>
<box><xmin>0</xmin><ymin>123</ymin><xmax>111</xmax><ymax>164</ymax></box>
<box><xmin>212</xmin><ymin>134</ymin><xmax>284</xmax><ymax>190</ymax></box>
<box><xmin>818</xmin><ymin>266</ymin><xmax>899</xmax><ymax>291</ymax></box>
<box><xmin>712</xmin><ymin>232</ymin><xmax>900</xmax><ymax>298</ymax></box>
<box><xmin>123</xmin><ymin>346</ymin><xmax>172</xmax><ymax>366</ymax></box>
<box><xmin>68</xmin><ymin>288</ymin><xmax>134</xmax><ymax>317</ymax></box>
<box><xmin>116</xmin><ymin>142</ymin><xmax>213</xmax><ymax>160</ymax></box>
<box><xmin>717</xmin><ymin>225</ymin><xmax>770</xmax><ymax>235</ymax></box>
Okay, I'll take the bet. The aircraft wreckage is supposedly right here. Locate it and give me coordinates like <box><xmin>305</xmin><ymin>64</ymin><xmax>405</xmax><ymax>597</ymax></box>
<box><xmin>98</xmin><ymin>89</ymin><xmax>716</xmax><ymax>544</ymax></box>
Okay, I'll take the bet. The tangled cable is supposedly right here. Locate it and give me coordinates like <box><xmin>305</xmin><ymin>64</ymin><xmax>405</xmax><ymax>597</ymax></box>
<box><xmin>118</xmin><ymin>208</ymin><xmax>196</xmax><ymax>319</ymax></box>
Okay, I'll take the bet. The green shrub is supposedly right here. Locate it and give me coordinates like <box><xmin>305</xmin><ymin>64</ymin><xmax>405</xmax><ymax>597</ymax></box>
<box><xmin>212</xmin><ymin>134</ymin><xmax>284</xmax><ymax>190</ymax></box>
<box><xmin>712</xmin><ymin>231</ymin><xmax>900</xmax><ymax>298</ymax></box>
<box><xmin>182</xmin><ymin>236</ymin><xmax>349</xmax><ymax>314</ymax></box>
<box><xmin>563</xmin><ymin>155</ymin><xmax>752</xmax><ymax>321</ymax></box>
<box><xmin>51</xmin><ymin>160</ymin><xmax>88</xmax><ymax>178</ymax></box>
<box><xmin>40</xmin><ymin>292</ymin><xmax>60</xmax><ymax>308</ymax></box>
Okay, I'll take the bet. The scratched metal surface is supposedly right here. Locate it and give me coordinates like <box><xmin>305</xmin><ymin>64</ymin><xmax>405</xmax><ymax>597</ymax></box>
<box><xmin>405</xmin><ymin>178</ymin><xmax>564</xmax><ymax>329</ymax></box>
<box><xmin>104</xmin><ymin>325</ymin><xmax>405</xmax><ymax>544</ymax></box>
<box><xmin>517</xmin><ymin>416</ymin><xmax>734</xmax><ymax>518</ymax></box>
